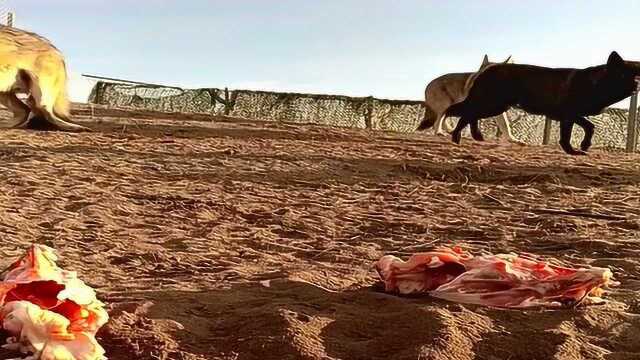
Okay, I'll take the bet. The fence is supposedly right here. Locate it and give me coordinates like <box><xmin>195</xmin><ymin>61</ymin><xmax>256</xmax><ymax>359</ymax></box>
<box><xmin>0</xmin><ymin>1</ymin><xmax>14</xmax><ymax>27</ymax></box>
<box><xmin>87</xmin><ymin>80</ymin><xmax>425</xmax><ymax>133</ymax></box>
<box><xmin>87</xmin><ymin>79</ymin><xmax>640</xmax><ymax>152</ymax></box>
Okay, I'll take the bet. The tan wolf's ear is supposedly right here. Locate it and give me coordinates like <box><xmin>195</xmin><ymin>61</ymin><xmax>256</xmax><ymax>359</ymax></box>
<box><xmin>481</xmin><ymin>54</ymin><xmax>489</xmax><ymax>67</ymax></box>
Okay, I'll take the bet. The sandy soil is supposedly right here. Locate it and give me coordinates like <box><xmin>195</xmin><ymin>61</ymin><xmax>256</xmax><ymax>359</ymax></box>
<box><xmin>0</xmin><ymin>104</ymin><xmax>639</xmax><ymax>359</ymax></box>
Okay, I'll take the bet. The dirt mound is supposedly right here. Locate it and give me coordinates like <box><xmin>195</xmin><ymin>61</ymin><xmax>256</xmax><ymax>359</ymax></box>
<box><xmin>0</xmin><ymin>105</ymin><xmax>637</xmax><ymax>359</ymax></box>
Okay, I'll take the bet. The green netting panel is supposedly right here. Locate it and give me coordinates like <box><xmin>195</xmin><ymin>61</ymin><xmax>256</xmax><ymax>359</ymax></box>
<box><xmin>229</xmin><ymin>90</ymin><xmax>368</xmax><ymax>128</ymax></box>
<box><xmin>370</xmin><ymin>100</ymin><xmax>424</xmax><ymax>133</ymax></box>
<box><xmin>89</xmin><ymin>82</ymin><xmax>226</xmax><ymax>115</ymax></box>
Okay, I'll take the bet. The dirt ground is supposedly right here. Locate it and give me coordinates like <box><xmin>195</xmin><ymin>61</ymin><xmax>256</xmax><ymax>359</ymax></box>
<box><xmin>0</xmin><ymin>104</ymin><xmax>639</xmax><ymax>359</ymax></box>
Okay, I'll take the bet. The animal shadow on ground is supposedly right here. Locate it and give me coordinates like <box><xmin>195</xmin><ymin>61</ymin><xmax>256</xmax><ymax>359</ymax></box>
<box><xmin>93</xmin><ymin>279</ymin><xmax>621</xmax><ymax>360</ymax></box>
<box><xmin>98</xmin><ymin>279</ymin><xmax>453</xmax><ymax>360</ymax></box>
<box><xmin>100</xmin><ymin>280</ymin><xmax>470</xmax><ymax>360</ymax></box>
<box><xmin>88</xmin><ymin>119</ymin><xmax>377</xmax><ymax>144</ymax></box>
<box><xmin>0</xmin><ymin>279</ymin><xmax>637</xmax><ymax>360</ymax></box>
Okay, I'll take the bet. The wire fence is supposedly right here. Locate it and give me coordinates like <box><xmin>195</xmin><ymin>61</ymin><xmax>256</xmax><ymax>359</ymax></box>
<box><xmin>87</xmin><ymin>80</ymin><xmax>638</xmax><ymax>152</ymax></box>
<box><xmin>0</xmin><ymin>0</ymin><xmax>13</xmax><ymax>26</ymax></box>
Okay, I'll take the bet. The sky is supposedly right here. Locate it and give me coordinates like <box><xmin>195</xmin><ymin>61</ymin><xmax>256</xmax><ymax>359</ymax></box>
<box><xmin>8</xmin><ymin>0</ymin><xmax>640</xmax><ymax>108</ymax></box>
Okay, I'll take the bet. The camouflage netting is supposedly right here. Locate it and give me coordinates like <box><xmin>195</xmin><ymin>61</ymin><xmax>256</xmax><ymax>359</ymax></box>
<box><xmin>369</xmin><ymin>98</ymin><xmax>425</xmax><ymax>133</ymax></box>
<box><xmin>88</xmin><ymin>81</ymin><xmax>637</xmax><ymax>152</ymax></box>
<box><xmin>89</xmin><ymin>82</ymin><xmax>226</xmax><ymax>115</ymax></box>
<box><xmin>228</xmin><ymin>90</ymin><xmax>369</xmax><ymax>129</ymax></box>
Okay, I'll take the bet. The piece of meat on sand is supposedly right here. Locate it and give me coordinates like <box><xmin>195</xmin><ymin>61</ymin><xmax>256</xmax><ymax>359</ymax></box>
<box><xmin>375</xmin><ymin>246</ymin><xmax>617</xmax><ymax>309</ymax></box>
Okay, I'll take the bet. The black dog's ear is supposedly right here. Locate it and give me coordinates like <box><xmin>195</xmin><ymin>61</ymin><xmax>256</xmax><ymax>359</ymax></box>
<box><xmin>607</xmin><ymin>51</ymin><xmax>624</xmax><ymax>68</ymax></box>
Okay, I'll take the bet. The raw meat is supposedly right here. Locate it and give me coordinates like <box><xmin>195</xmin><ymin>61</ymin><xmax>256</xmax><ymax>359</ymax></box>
<box><xmin>375</xmin><ymin>246</ymin><xmax>616</xmax><ymax>309</ymax></box>
<box><xmin>0</xmin><ymin>245</ymin><xmax>108</xmax><ymax>359</ymax></box>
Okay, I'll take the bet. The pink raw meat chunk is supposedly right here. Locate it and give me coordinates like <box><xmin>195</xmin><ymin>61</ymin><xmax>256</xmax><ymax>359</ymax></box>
<box><xmin>375</xmin><ymin>246</ymin><xmax>616</xmax><ymax>309</ymax></box>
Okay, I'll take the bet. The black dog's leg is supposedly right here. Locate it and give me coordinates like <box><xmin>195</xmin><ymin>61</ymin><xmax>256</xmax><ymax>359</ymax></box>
<box><xmin>451</xmin><ymin>117</ymin><xmax>471</xmax><ymax>144</ymax></box>
<box><xmin>573</xmin><ymin>116</ymin><xmax>595</xmax><ymax>152</ymax></box>
<box><xmin>559</xmin><ymin>119</ymin><xmax>586</xmax><ymax>155</ymax></box>
<box><xmin>470</xmin><ymin>120</ymin><xmax>484</xmax><ymax>141</ymax></box>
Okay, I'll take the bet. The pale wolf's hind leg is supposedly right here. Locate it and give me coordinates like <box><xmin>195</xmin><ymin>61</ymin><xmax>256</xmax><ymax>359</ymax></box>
<box><xmin>0</xmin><ymin>93</ymin><xmax>31</xmax><ymax>128</ymax></box>
<box><xmin>433</xmin><ymin>113</ymin><xmax>449</xmax><ymax>135</ymax></box>
<box><xmin>440</xmin><ymin>116</ymin><xmax>457</xmax><ymax>135</ymax></box>
<box><xmin>27</xmin><ymin>72</ymin><xmax>90</xmax><ymax>132</ymax></box>
<box><xmin>496</xmin><ymin>113</ymin><xmax>524</xmax><ymax>145</ymax></box>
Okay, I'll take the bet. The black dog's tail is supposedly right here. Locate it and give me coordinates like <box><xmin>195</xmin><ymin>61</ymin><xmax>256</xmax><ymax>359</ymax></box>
<box><xmin>417</xmin><ymin>105</ymin><xmax>437</xmax><ymax>131</ymax></box>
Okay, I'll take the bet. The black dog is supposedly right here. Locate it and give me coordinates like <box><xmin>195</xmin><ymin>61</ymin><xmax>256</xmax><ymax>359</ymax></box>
<box><xmin>432</xmin><ymin>51</ymin><xmax>640</xmax><ymax>155</ymax></box>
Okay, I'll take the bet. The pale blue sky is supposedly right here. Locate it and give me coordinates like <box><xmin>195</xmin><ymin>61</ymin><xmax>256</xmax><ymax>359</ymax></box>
<box><xmin>10</xmin><ymin>0</ymin><xmax>640</xmax><ymax>107</ymax></box>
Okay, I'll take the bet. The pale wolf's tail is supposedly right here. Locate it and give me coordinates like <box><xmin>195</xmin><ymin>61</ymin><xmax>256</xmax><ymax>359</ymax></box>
<box><xmin>417</xmin><ymin>104</ymin><xmax>437</xmax><ymax>130</ymax></box>
<box><xmin>51</xmin><ymin>60</ymin><xmax>71</xmax><ymax>121</ymax></box>
<box><xmin>18</xmin><ymin>59</ymin><xmax>88</xmax><ymax>132</ymax></box>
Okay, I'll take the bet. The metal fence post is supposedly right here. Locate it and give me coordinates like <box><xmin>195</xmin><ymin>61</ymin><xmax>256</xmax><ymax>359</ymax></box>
<box><xmin>224</xmin><ymin>87</ymin><xmax>231</xmax><ymax>115</ymax></box>
<box><xmin>626</xmin><ymin>93</ymin><xmax>638</xmax><ymax>153</ymax></box>
<box><xmin>364</xmin><ymin>96</ymin><xmax>374</xmax><ymax>130</ymax></box>
<box><xmin>542</xmin><ymin>116</ymin><xmax>553</xmax><ymax>145</ymax></box>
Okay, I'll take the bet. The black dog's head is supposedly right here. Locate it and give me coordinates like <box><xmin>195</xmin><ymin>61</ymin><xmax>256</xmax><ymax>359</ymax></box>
<box><xmin>605</xmin><ymin>51</ymin><xmax>640</xmax><ymax>94</ymax></box>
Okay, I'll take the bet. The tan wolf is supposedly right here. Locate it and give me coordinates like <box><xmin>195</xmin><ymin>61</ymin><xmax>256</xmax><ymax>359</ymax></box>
<box><xmin>420</xmin><ymin>54</ymin><xmax>516</xmax><ymax>142</ymax></box>
<box><xmin>0</xmin><ymin>25</ymin><xmax>89</xmax><ymax>131</ymax></box>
